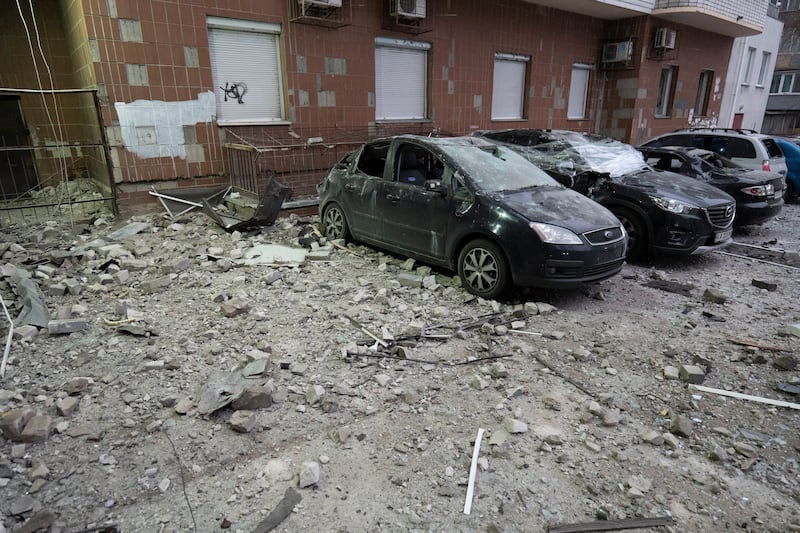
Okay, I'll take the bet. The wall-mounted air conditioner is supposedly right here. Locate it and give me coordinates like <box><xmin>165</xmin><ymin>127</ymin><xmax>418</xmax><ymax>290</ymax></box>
<box><xmin>654</xmin><ymin>27</ymin><xmax>676</xmax><ymax>50</ymax></box>
<box><xmin>602</xmin><ymin>41</ymin><xmax>632</xmax><ymax>63</ymax></box>
<box><xmin>391</xmin><ymin>0</ymin><xmax>426</xmax><ymax>19</ymax></box>
<box><xmin>300</xmin><ymin>0</ymin><xmax>342</xmax><ymax>7</ymax></box>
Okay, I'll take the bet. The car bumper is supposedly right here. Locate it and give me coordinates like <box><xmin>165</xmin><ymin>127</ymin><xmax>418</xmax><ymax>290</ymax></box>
<box><xmin>733</xmin><ymin>201</ymin><xmax>783</xmax><ymax>226</ymax></box>
<box><xmin>647</xmin><ymin>210</ymin><xmax>732</xmax><ymax>256</ymax></box>
<box><xmin>509</xmin><ymin>241</ymin><xmax>627</xmax><ymax>288</ymax></box>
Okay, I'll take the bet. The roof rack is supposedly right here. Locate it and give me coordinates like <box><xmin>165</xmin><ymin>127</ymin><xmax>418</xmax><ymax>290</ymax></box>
<box><xmin>674</xmin><ymin>127</ymin><xmax>760</xmax><ymax>135</ymax></box>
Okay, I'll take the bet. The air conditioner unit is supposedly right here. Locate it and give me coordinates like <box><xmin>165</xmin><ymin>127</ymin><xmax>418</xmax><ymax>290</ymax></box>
<box><xmin>654</xmin><ymin>27</ymin><xmax>676</xmax><ymax>50</ymax></box>
<box><xmin>300</xmin><ymin>0</ymin><xmax>342</xmax><ymax>7</ymax></box>
<box><xmin>391</xmin><ymin>0</ymin><xmax>426</xmax><ymax>19</ymax></box>
<box><xmin>602</xmin><ymin>41</ymin><xmax>632</xmax><ymax>63</ymax></box>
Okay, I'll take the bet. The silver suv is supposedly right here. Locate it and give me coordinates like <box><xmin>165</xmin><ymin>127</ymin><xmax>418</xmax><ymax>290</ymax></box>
<box><xmin>640</xmin><ymin>128</ymin><xmax>787</xmax><ymax>177</ymax></box>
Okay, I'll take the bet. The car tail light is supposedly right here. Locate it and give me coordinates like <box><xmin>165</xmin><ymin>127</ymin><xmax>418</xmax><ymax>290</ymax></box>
<box><xmin>741</xmin><ymin>184</ymin><xmax>774</xmax><ymax>197</ymax></box>
<box><xmin>762</xmin><ymin>160</ymin><xmax>771</xmax><ymax>171</ymax></box>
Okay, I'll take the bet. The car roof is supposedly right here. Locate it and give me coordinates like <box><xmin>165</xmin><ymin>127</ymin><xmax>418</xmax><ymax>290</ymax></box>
<box><xmin>662</xmin><ymin>128</ymin><xmax>774</xmax><ymax>140</ymax></box>
<box><xmin>641</xmin><ymin>145</ymin><xmax>716</xmax><ymax>158</ymax></box>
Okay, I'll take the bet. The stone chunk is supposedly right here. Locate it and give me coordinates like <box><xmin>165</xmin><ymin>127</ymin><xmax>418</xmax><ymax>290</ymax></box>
<box><xmin>702</xmin><ymin>288</ymin><xmax>726</xmax><ymax>304</ymax></box>
<box><xmin>65</xmin><ymin>377</ymin><xmax>92</xmax><ymax>395</ymax></box>
<box><xmin>48</xmin><ymin>319</ymin><xmax>88</xmax><ymax>335</ymax></box>
<box><xmin>298</xmin><ymin>461</ymin><xmax>321</xmax><ymax>488</ymax></box>
<box><xmin>397</xmin><ymin>273</ymin><xmax>423</xmax><ymax>288</ymax></box>
<box><xmin>504</xmin><ymin>418</ymin><xmax>528</xmax><ymax>434</ymax></box>
<box><xmin>56</xmin><ymin>397</ymin><xmax>80</xmax><ymax>417</ymax></box>
<box><xmin>229</xmin><ymin>410</ymin><xmax>257</xmax><ymax>433</ymax></box>
<box><xmin>663</xmin><ymin>366</ymin><xmax>680</xmax><ymax>380</ymax></box>
<box><xmin>679</xmin><ymin>364</ymin><xmax>705</xmax><ymax>384</ymax></box>
<box><xmin>640</xmin><ymin>429</ymin><xmax>664</xmax><ymax>446</ymax></box>
<box><xmin>48</xmin><ymin>283</ymin><xmax>66</xmax><ymax>297</ymax></box>
<box><xmin>220</xmin><ymin>299</ymin><xmax>250</xmax><ymax>318</ymax></box>
<box><xmin>306</xmin><ymin>385</ymin><xmax>325</xmax><ymax>406</ymax></box>
<box><xmin>0</xmin><ymin>408</ymin><xmax>35</xmax><ymax>440</ymax></box>
<box><xmin>142</xmin><ymin>275</ymin><xmax>172</xmax><ymax>293</ymax></box>
<box><xmin>231</xmin><ymin>386</ymin><xmax>273</xmax><ymax>410</ymax></box>
<box><xmin>20</xmin><ymin>415</ymin><xmax>52</xmax><ymax>442</ymax></box>
<box><xmin>63</xmin><ymin>278</ymin><xmax>82</xmax><ymax>295</ymax></box>
<box><xmin>13</xmin><ymin>325</ymin><xmax>39</xmax><ymax>342</ymax></box>
<box><xmin>669</xmin><ymin>414</ymin><xmax>693</xmax><ymax>438</ymax></box>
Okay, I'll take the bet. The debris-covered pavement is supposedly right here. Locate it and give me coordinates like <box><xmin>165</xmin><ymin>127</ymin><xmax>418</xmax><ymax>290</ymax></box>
<box><xmin>1</xmin><ymin>203</ymin><xmax>799</xmax><ymax>533</ymax></box>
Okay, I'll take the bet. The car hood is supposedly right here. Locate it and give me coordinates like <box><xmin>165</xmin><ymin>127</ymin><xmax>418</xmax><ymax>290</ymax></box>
<box><xmin>492</xmin><ymin>186</ymin><xmax>621</xmax><ymax>234</ymax></box>
<box><xmin>612</xmin><ymin>169</ymin><xmax>734</xmax><ymax>206</ymax></box>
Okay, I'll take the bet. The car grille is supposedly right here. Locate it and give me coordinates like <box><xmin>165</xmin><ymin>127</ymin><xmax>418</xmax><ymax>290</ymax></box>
<box><xmin>584</xmin><ymin>258</ymin><xmax>625</xmax><ymax>277</ymax></box>
<box><xmin>583</xmin><ymin>226</ymin><xmax>624</xmax><ymax>245</ymax></box>
<box><xmin>705</xmin><ymin>204</ymin><xmax>735</xmax><ymax>228</ymax></box>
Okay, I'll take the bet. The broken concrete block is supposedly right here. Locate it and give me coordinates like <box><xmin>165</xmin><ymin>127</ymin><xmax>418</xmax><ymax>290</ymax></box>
<box><xmin>48</xmin><ymin>283</ymin><xmax>66</xmax><ymax>297</ymax></box>
<box><xmin>13</xmin><ymin>325</ymin><xmax>39</xmax><ymax>342</ymax></box>
<box><xmin>63</xmin><ymin>278</ymin><xmax>82</xmax><ymax>295</ymax></box>
<box><xmin>113</xmin><ymin>270</ymin><xmax>130</xmax><ymax>284</ymax></box>
<box><xmin>306</xmin><ymin>385</ymin><xmax>325</xmax><ymax>406</ymax></box>
<box><xmin>1</xmin><ymin>408</ymin><xmax>35</xmax><ymax>440</ymax></box>
<box><xmin>20</xmin><ymin>415</ymin><xmax>52</xmax><ymax>442</ymax></box>
<box><xmin>679</xmin><ymin>364</ymin><xmax>705</xmax><ymax>384</ymax></box>
<box><xmin>298</xmin><ymin>461</ymin><xmax>321</xmax><ymax>488</ymax></box>
<box><xmin>47</xmin><ymin>319</ymin><xmax>89</xmax><ymax>335</ymax></box>
<box><xmin>663</xmin><ymin>366</ymin><xmax>680</xmax><ymax>380</ymax></box>
<box><xmin>220</xmin><ymin>299</ymin><xmax>250</xmax><ymax>318</ymax></box>
<box><xmin>141</xmin><ymin>275</ymin><xmax>172</xmax><ymax>293</ymax></box>
<box><xmin>65</xmin><ymin>377</ymin><xmax>92</xmax><ymax>395</ymax></box>
<box><xmin>306</xmin><ymin>250</ymin><xmax>332</xmax><ymax>261</ymax></box>
<box><xmin>56</xmin><ymin>397</ymin><xmax>79</xmax><ymax>417</ymax></box>
<box><xmin>229</xmin><ymin>410</ymin><xmax>257</xmax><ymax>433</ymax></box>
<box><xmin>503</xmin><ymin>418</ymin><xmax>528</xmax><ymax>434</ymax></box>
<box><xmin>231</xmin><ymin>386</ymin><xmax>273</xmax><ymax>410</ymax></box>
<box><xmin>702</xmin><ymin>288</ymin><xmax>726</xmax><ymax>304</ymax></box>
<box><xmin>397</xmin><ymin>273</ymin><xmax>423</xmax><ymax>288</ymax></box>
<box><xmin>669</xmin><ymin>414</ymin><xmax>693</xmax><ymax>438</ymax></box>
<box><xmin>98</xmin><ymin>273</ymin><xmax>115</xmax><ymax>285</ymax></box>
<box><xmin>639</xmin><ymin>429</ymin><xmax>664</xmax><ymax>446</ymax></box>
<box><xmin>733</xmin><ymin>441</ymin><xmax>757</xmax><ymax>458</ymax></box>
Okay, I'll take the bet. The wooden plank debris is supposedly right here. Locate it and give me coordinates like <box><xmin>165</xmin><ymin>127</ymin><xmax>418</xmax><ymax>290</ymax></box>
<box><xmin>548</xmin><ymin>516</ymin><xmax>674</xmax><ymax>533</ymax></box>
<box><xmin>463</xmin><ymin>427</ymin><xmax>485</xmax><ymax>515</ymax></box>
<box><xmin>689</xmin><ymin>384</ymin><xmax>800</xmax><ymax>410</ymax></box>
<box><xmin>727</xmin><ymin>337</ymin><xmax>790</xmax><ymax>352</ymax></box>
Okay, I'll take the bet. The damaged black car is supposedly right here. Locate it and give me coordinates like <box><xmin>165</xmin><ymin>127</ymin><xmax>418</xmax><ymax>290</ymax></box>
<box><xmin>473</xmin><ymin>129</ymin><xmax>737</xmax><ymax>260</ymax></box>
<box><xmin>317</xmin><ymin>135</ymin><xmax>627</xmax><ymax>299</ymax></box>
<box><xmin>638</xmin><ymin>146</ymin><xmax>784</xmax><ymax>226</ymax></box>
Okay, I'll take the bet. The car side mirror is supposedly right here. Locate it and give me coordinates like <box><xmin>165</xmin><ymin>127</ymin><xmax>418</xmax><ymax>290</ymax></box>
<box><xmin>425</xmin><ymin>179</ymin><xmax>446</xmax><ymax>194</ymax></box>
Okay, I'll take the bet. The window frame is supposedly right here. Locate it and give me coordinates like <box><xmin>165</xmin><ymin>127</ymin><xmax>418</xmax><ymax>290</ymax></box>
<box><xmin>567</xmin><ymin>63</ymin><xmax>592</xmax><ymax>120</ymax></box>
<box><xmin>757</xmin><ymin>51</ymin><xmax>772</xmax><ymax>87</ymax></box>
<box><xmin>694</xmin><ymin>70</ymin><xmax>714</xmax><ymax>117</ymax></box>
<box><xmin>206</xmin><ymin>16</ymin><xmax>286</xmax><ymax>126</ymax></box>
<box><xmin>374</xmin><ymin>37</ymin><xmax>430</xmax><ymax>122</ymax></box>
<box><xmin>743</xmin><ymin>46</ymin><xmax>756</xmax><ymax>85</ymax></box>
<box><xmin>491</xmin><ymin>52</ymin><xmax>530</xmax><ymax>121</ymax></box>
<box><xmin>655</xmin><ymin>65</ymin><xmax>678</xmax><ymax>118</ymax></box>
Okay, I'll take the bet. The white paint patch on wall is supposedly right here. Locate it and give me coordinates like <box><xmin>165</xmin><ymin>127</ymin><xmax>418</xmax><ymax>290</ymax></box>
<box><xmin>114</xmin><ymin>91</ymin><xmax>215</xmax><ymax>159</ymax></box>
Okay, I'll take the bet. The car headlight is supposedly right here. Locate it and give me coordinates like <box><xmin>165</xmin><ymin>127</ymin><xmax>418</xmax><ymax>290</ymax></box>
<box><xmin>530</xmin><ymin>222</ymin><xmax>583</xmax><ymax>244</ymax></box>
<box><xmin>649</xmin><ymin>196</ymin><xmax>698</xmax><ymax>214</ymax></box>
<box><xmin>740</xmin><ymin>184</ymin><xmax>774</xmax><ymax>197</ymax></box>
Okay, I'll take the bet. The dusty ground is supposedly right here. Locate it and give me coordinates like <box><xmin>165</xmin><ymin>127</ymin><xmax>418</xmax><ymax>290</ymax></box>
<box><xmin>0</xmin><ymin>200</ymin><xmax>798</xmax><ymax>533</ymax></box>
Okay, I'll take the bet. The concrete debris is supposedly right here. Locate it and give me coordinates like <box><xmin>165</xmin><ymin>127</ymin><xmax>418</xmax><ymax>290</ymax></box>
<box><xmin>298</xmin><ymin>461</ymin><xmax>322</xmax><ymax>488</ymax></box>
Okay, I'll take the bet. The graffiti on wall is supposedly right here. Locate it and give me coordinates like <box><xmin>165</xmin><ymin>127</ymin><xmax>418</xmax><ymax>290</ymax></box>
<box><xmin>221</xmin><ymin>82</ymin><xmax>247</xmax><ymax>104</ymax></box>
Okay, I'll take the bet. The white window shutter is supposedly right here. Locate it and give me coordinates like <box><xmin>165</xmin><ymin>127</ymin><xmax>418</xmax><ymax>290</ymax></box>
<box><xmin>568</xmin><ymin>65</ymin><xmax>591</xmax><ymax>119</ymax></box>
<box><xmin>375</xmin><ymin>46</ymin><xmax>426</xmax><ymax>120</ymax></box>
<box><xmin>491</xmin><ymin>59</ymin><xmax>525</xmax><ymax>120</ymax></box>
<box><xmin>208</xmin><ymin>28</ymin><xmax>283</xmax><ymax>124</ymax></box>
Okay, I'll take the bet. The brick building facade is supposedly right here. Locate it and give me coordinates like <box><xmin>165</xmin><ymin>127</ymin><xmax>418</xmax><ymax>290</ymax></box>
<box><xmin>0</xmin><ymin>0</ymin><xmax>767</xmax><ymax>215</ymax></box>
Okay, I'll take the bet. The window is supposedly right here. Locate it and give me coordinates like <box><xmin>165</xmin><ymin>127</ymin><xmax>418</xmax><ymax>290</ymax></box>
<box><xmin>375</xmin><ymin>37</ymin><xmax>429</xmax><ymax>121</ymax></box>
<box><xmin>757</xmin><ymin>52</ymin><xmax>772</xmax><ymax>86</ymax></box>
<box><xmin>656</xmin><ymin>66</ymin><xmax>677</xmax><ymax>117</ymax></box>
<box><xmin>491</xmin><ymin>53</ymin><xmax>529</xmax><ymax>120</ymax></box>
<box><xmin>743</xmin><ymin>47</ymin><xmax>756</xmax><ymax>84</ymax></box>
<box><xmin>567</xmin><ymin>64</ymin><xmax>591</xmax><ymax>120</ymax></box>
<box><xmin>207</xmin><ymin>17</ymin><xmax>285</xmax><ymax>125</ymax></box>
<box><xmin>694</xmin><ymin>70</ymin><xmax>713</xmax><ymax>117</ymax></box>
<box><xmin>771</xmin><ymin>72</ymin><xmax>799</xmax><ymax>94</ymax></box>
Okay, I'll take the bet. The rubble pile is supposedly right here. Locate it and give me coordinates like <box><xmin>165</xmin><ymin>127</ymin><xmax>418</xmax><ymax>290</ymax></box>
<box><xmin>0</xmin><ymin>208</ymin><xmax>798</xmax><ymax>532</ymax></box>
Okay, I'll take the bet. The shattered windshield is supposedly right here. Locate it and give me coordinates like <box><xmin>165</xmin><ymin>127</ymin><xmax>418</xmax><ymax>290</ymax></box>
<box><xmin>441</xmin><ymin>143</ymin><xmax>559</xmax><ymax>192</ymax></box>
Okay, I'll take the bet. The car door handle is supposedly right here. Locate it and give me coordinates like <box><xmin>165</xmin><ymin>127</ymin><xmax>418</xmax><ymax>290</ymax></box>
<box><xmin>386</xmin><ymin>194</ymin><xmax>400</xmax><ymax>202</ymax></box>
<box><xmin>345</xmin><ymin>184</ymin><xmax>357</xmax><ymax>192</ymax></box>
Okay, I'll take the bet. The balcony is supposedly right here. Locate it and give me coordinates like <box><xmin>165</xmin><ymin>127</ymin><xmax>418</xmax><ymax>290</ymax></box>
<box><xmin>652</xmin><ymin>0</ymin><xmax>766</xmax><ymax>36</ymax></box>
<box><xmin>521</xmin><ymin>0</ymin><xmax>654</xmax><ymax>19</ymax></box>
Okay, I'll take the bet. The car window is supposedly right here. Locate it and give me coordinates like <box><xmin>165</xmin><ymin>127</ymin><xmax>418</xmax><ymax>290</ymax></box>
<box><xmin>761</xmin><ymin>138</ymin><xmax>783</xmax><ymax>158</ymax></box>
<box><xmin>713</xmin><ymin>137</ymin><xmax>756</xmax><ymax>159</ymax></box>
<box><xmin>356</xmin><ymin>142</ymin><xmax>390</xmax><ymax>178</ymax></box>
<box><xmin>648</xmin><ymin>135</ymin><xmax>693</xmax><ymax>148</ymax></box>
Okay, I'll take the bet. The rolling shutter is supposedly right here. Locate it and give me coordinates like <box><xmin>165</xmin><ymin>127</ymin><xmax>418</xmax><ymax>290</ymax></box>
<box><xmin>568</xmin><ymin>64</ymin><xmax>591</xmax><ymax>119</ymax></box>
<box><xmin>375</xmin><ymin>38</ymin><xmax>429</xmax><ymax>121</ymax></box>
<box><xmin>491</xmin><ymin>53</ymin><xmax>528</xmax><ymax>120</ymax></box>
<box><xmin>207</xmin><ymin>18</ymin><xmax>284</xmax><ymax>124</ymax></box>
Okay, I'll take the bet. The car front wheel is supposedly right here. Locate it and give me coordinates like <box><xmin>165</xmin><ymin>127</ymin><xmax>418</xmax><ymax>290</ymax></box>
<box><xmin>457</xmin><ymin>239</ymin><xmax>509</xmax><ymax>299</ymax></box>
<box><xmin>611</xmin><ymin>207</ymin><xmax>646</xmax><ymax>261</ymax></box>
<box><xmin>322</xmin><ymin>203</ymin><xmax>350</xmax><ymax>241</ymax></box>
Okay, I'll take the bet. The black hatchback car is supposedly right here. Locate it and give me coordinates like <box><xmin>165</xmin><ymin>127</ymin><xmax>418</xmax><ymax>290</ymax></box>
<box><xmin>317</xmin><ymin>135</ymin><xmax>627</xmax><ymax>299</ymax></box>
<box><xmin>473</xmin><ymin>129</ymin><xmax>737</xmax><ymax>260</ymax></box>
<box><xmin>639</xmin><ymin>146</ymin><xmax>784</xmax><ymax>226</ymax></box>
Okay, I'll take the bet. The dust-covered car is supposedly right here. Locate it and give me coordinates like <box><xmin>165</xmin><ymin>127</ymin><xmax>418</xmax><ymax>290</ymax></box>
<box><xmin>317</xmin><ymin>135</ymin><xmax>627</xmax><ymax>299</ymax></box>
<box><xmin>639</xmin><ymin>146</ymin><xmax>784</xmax><ymax>226</ymax></box>
<box><xmin>473</xmin><ymin>129</ymin><xmax>737</xmax><ymax>260</ymax></box>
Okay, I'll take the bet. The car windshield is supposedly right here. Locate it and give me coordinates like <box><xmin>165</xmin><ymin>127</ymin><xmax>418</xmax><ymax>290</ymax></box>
<box><xmin>692</xmin><ymin>150</ymin><xmax>739</xmax><ymax>171</ymax></box>
<box><xmin>441</xmin><ymin>142</ymin><xmax>559</xmax><ymax>192</ymax></box>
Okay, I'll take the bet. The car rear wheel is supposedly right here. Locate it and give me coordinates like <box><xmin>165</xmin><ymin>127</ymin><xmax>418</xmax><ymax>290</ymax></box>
<box><xmin>611</xmin><ymin>207</ymin><xmax>646</xmax><ymax>261</ymax></box>
<box><xmin>785</xmin><ymin>180</ymin><xmax>797</xmax><ymax>204</ymax></box>
<box><xmin>322</xmin><ymin>203</ymin><xmax>350</xmax><ymax>241</ymax></box>
<box><xmin>458</xmin><ymin>239</ymin><xmax>509</xmax><ymax>299</ymax></box>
